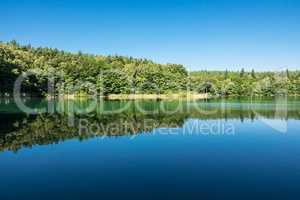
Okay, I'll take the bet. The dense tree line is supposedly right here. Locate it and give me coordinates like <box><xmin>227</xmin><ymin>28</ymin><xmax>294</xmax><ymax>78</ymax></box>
<box><xmin>0</xmin><ymin>41</ymin><xmax>187</xmax><ymax>96</ymax></box>
<box><xmin>190</xmin><ymin>69</ymin><xmax>300</xmax><ymax>96</ymax></box>
<box><xmin>1</xmin><ymin>40</ymin><xmax>300</xmax><ymax>97</ymax></box>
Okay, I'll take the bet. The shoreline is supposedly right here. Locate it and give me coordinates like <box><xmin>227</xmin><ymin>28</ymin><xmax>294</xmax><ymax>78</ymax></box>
<box><xmin>2</xmin><ymin>93</ymin><xmax>300</xmax><ymax>100</ymax></box>
<box><xmin>51</xmin><ymin>93</ymin><xmax>210</xmax><ymax>100</ymax></box>
<box><xmin>25</xmin><ymin>93</ymin><xmax>211</xmax><ymax>100</ymax></box>
<box><xmin>105</xmin><ymin>93</ymin><xmax>209</xmax><ymax>100</ymax></box>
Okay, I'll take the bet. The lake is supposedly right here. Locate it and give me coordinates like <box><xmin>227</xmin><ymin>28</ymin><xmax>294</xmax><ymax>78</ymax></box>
<box><xmin>1</xmin><ymin>97</ymin><xmax>300</xmax><ymax>199</ymax></box>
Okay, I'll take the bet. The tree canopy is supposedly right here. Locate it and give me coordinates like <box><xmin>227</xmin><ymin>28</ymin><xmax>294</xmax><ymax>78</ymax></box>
<box><xmin>1</xmin><ymin>41</ymin><xmax>299</xmax><ymax>97</ymax></box>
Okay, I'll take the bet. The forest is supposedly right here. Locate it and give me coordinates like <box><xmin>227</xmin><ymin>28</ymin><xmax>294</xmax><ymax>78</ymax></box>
<box><xmin>1</xmin><ymin>40</ymin><xmax>300</xmax><ymax>97</ymax></box>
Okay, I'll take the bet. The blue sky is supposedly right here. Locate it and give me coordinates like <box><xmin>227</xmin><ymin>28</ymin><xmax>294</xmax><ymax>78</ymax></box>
<box><xmin>0</xmin><ymin>0</ymin><xmax>300</xmax><ymax>71</ymax></box>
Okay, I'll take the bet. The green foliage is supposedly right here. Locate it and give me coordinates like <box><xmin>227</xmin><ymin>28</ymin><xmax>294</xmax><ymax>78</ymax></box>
<box><xmin>190</xmin><ymin>69</ymin><xmax>300</xmax><ymax>96</ymax></box>
<box><xmin>0</xmin><ymin>41</ymin><xmax>299</xmax><ymax>97</ymax></box>
<box><xmin>0</xmin><ymin>41</ymin><xmax>187</xmax><ymax>96</ymax></box>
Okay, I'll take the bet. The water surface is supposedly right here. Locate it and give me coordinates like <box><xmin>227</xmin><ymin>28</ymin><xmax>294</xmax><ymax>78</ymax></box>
<box><xmin>1</xmin><ymin>97</ymin><xmax>300</xmax><ymax>199</ymax></box>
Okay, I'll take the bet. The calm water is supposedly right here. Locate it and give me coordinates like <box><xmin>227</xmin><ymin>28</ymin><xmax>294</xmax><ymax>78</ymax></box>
<box><xmin>1</xmin><ymin>97</ymin><xmax>300</xmax><ymax>199</ymax></box>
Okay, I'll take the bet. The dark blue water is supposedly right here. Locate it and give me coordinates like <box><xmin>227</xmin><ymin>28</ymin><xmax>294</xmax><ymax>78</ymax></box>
<box><xmin>1</xmin><ymin>98</ymin><xmax>300</xmax><ymax>199</ymax></box>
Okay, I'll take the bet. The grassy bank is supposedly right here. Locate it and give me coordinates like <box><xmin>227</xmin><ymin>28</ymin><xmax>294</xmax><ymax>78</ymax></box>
<box><xmin>53</xmin><ymin>93</ymin><xmax>209</xmax><ymax>100</ymax></box>
<box><xmin>106</xmin><ymin>93</ymin><xmax>209</xmax><ymax>100</ymax></box>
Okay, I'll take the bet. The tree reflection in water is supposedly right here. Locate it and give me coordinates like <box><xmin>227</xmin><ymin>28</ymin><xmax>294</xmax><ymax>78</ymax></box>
<box><xmin>0</xmin><ymin>98</ymin><xmax>300</xmax><ymax>152</ymax></box>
